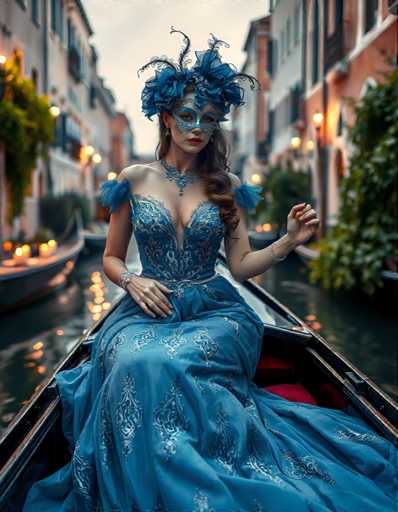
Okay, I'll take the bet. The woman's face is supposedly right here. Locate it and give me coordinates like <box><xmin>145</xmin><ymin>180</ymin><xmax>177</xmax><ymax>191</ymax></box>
<box><xmin>163</xmin><ymin>92</ymin><xmax>221</xmax><ymax>153</ymax></box>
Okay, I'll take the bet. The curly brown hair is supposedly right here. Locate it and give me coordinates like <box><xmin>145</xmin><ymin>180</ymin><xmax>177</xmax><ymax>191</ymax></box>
<box><xmin>155</xmin><ymin>89</ymin><xmax>240</xmax><ymax>240</ymax></box>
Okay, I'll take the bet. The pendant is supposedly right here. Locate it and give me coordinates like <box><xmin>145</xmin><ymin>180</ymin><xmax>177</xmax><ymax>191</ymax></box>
<box><xmin>160</xmin><ymin>158</ymin><xmax>198</xmax><ymax>196</ymax></box>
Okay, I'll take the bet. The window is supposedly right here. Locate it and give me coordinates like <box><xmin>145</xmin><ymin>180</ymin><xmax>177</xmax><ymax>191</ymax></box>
<box><xmin>294</xmin><ymin>4</ymin><xmax>300</xmax><ymax>45</ymax></box>
<box><xmin>364</xmin><ymin>0</ymin><xmax>378</xmax><ymax>33</ymax></box>
<box><xmin>31</xmin><ymin>0</ymin><xmax>39</xmax><ymax>25</ymax></box>
<box><xmin>51</xmin><ymin>0</ymin><xmax>64</xmax><ymax>39</ymax></box>
<box><xmin>312</xmin><ymin>0</ymin><xmax>320</xmax><ymax>85</ymax></box>
<box><xmin>51</xmin><ymin>0</ymin><xmax>57</xmax><ymax>32</ymax></box>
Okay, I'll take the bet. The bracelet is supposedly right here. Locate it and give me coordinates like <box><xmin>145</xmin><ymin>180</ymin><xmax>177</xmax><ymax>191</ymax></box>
<box><xmin>118</xmin><ymin>270</ymin><xmax>138</xmax><ymax>290</ymax></box>
<box><xmin>270</xmin><ymin>243</ymin><xmax>287</xmax><ymax>262</ymax></box>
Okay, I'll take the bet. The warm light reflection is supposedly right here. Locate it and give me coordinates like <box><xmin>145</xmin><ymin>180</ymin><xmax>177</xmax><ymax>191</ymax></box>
<box><xmin>25</xmin><ymin>350</ymin><xmax>44</xmax><ymax>360</ymax></box>
<box><xmin>255</xmin><ymin>225</ymin><xmax>263</xmax><ymax>233</ymax></box>
<box><xmin>107</xmin><ymin>172</ymin><xmax>117</xmax><ymax>180</ymax></box>
<box><xmin>3</xmin><ymin>240</ymin><xmax>13</xmax><ymax>251</ymax></box>
<box><xmin>291</xmin><ymin>136</ymin><xmax>301</xmax><ymax>149</ymax></box>
<box><xmin>92</xmin><ymin>153</ymin><xmax>102</xmax><ymax>164</ymax></box>
<box><xmin>92</xmin><ymin>313</ymin><xmax>101</xmax><ymax>321</ymax></box>
<box><xmin>102</xmin><ymin>302</ymin><xmax>111</xmax><ymax>310</ymax></box>
<box><xmin>251</xmin><ymin>174</ymin><xmax>262</xmax><ymax>185</ymax></box>
<box><xmin>0</xmin><ymin>55</ymin><xmax>6</xmax><ymax>65</ymax></box>
<box><xmin>37</xmin><ymin>365</ymin><xmax>46</xmax><ymax>374</ymax></box>
<box><xmin>306</xmin><ymin>140</ymin><xmax>315</xmax><ymax>151</ymax></box>
<box><xmin>306</xmin><ymin>314</ymin><xmax>316</xmax><ymax>321</ymax></box>
<box><xmin>312</xmin><ymin>111</ymin><xmax>323</xmax><ymax>126</ymax></box>
<box><xmin>65</xmin><ymin>260</ymin><xmax>75</xmax><ymax>270</ymax></box>
<box><xmin>262</xmin><ymin>223</ymin><xmax>272</xmax><ymax>232</ymax></box>
<box><xmin>50</xmin><ymin>105</ymin><xmax>61</xmax><ymax>117</ymax></box>
<box><xmin>32</xmin><ymin>341</ymin><xmax>44</xmax><ymax>350</ymax></box>
<box><xmin>94</xmin><ymin>296</ymin><xmax>104</xmax><ymax>304</ymax></box>
<box><xmin>39</xmin><ymin>243</ymin><xmax>50</xmax><ymax>257</ymax></box>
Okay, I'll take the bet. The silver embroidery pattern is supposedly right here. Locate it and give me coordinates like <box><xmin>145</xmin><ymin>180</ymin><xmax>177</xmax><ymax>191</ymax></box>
<box><xmin>193</xmin><ymin>374</ymin><xmax>208</xmax><ymax>396</ymax></box>
<box><xmin>245</xmin><ymin>420</ymin><xmax>286</xmax><ymax>487</ymax></box>
<box><xmin>116</xmin><ymin>373</ymin><xmax>143</xmax><ymax>458</ymax></box>
<box><xmin>208</xmin><ymin>404</ymin><xmax>238</xmax><ymax>474</ymax></box>
<box><xmin>99</xmin><ymin>383</ymin><xmax>114</xmax><ymax>467</ymax></box>
<box><xmin>108</xmin><ymin>332</ymin><xmax>126</xmax><ymax>368</ymax></box>
<box><xmin>132</xmin><ymin>197</ymin><xmax>224</xmax><ymax>283</ymax></box>
<box><xmin>193</xmin><ymin>327</ymin><xmax>218</xmax><ymax>365</ymax></box>
<box><xmin>244</xmin><ymin>395</ymin><xmax>262</xmax><ymax>422</ymax></box>
<box><xmin>281</xmin><ymin>451</ymin><xmax>336</xmax><ymax>485</ymax></box>
<box><xmin>336</xmin><ymin>427</ymin><xmax>382</xmax><ymax>443</ymax></box>
<box><xmin>130</xmin><ymin>326</ymin><xmax>156</xmax><ymax>353</ymax></box>
<box><xmin>221</xmin><ymin>316</ymin><xmax>240</xmax><ymax>337</ymax></box>
<box><xmin>192</xmin><ymin>488</ymin><xmax>215</xmax><ymax>512</ymax></box>
<box><xmin>153</xmin><ymin>376</ymin><xmax>190</xmax><ymax>461</ymax></box>
<box><xmin>159</xmin><ymin>326</ymin><xmax>187</xmax><ymax>358</ymax></box>
<box><xmin>72</xmin><ymin>441</ymin><xmax>96</xmax><ymax>508</ymax></box>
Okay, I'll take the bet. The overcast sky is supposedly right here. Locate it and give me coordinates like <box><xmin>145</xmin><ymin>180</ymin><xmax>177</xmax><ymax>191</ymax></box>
<box><xmin>84</xmin><ymin>0</ymin><xmax>268</xmax><ymax>159</ymax></box>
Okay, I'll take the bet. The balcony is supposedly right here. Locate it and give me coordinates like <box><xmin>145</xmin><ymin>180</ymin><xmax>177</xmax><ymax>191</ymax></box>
<box><xmin>324</xmin><ymin>29</ymin><xmax>344</xmax><ymax>73</ymax></box>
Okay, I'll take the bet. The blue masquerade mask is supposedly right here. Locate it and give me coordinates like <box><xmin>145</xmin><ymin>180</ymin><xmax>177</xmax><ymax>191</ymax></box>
<box><xmin>172</xmin><ymin>106</ymin><xmax>225</xmax><ymax>134</ymax></box>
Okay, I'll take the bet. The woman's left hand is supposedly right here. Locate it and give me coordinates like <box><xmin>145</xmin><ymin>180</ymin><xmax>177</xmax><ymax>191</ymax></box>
<box><xmin>286</xmin><ymin>202</ymin><xmax>320</xmax><ymax>246</ymax></box>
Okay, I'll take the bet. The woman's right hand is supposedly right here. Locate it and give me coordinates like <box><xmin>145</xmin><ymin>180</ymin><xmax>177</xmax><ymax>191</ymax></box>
<box><xmin>126</xmin><ymin>275</ymin><xmax>173</xmax><ymax>318</ymax></box>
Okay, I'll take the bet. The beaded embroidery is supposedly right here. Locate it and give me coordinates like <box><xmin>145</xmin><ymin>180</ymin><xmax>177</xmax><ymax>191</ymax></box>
<box><xmin>281</xmin><ymin>450</ymin><xmax>336</xmax><ymax>485</ymax></box>
<box><xmin>336</xmin><ymin>428</ymin><xmax>382</xmax><ymax>443</ymax></box>
<box><xmin>153</xmin><ymin>376</ymin><xmax>190</xmax><ymax>460</ymax></box>
<box><xmin>99</xmin><ymin>383</ymin><xmax>114</xmax><ymax>467</ymax></box>
<box><xmin>192</xmin><ymin>488</ymin><xmax>215</xmax><ymax>512</ymax></box>
<box><xmin>245</xmin><ymin>420</ymin><xmax>286</xmax><ymax>487</ymax></box>
<box><xmin>116</xmin><ymin>373</ymin><xmax>143</xmax><ymax>458</ymax></box>
<box><xmin>72</xmin><ymin>441</ymin><xmax>96</xmax><ymax>508</ymax></box>
<box><xmin>159</xmin><ymin>326</ymin><xmax>187</xmax><ymax>358</ymax></box>
<box><xmin>193</xmin><ymin>327</ymin><xmax>219</xmax><ymax>365</ymax></box>
<box><xmin>130</xmin><ymin>326</ymin><xmax>156</xmax><ymax>354</ymax></box>
<box><xmin>208</xmin><ymin>403</ymin><xmax>238</xmax><ymax>474</ymax></box>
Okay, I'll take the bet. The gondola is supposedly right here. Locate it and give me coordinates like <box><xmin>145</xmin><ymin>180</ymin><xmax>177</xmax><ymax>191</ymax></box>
<box><xmin>82</xmin><ymin>222</ymin><xmax>109</xmax><ymax>255</ymax></box>
<box><xmin>0</xmin><ymin>211</ymin><xmax>85</xmax><ymax>315</ymax></box>
<box><xmin>0</xmin><ymin>249</ymin><xmax>397</xmax><ymax>511</ymax></box>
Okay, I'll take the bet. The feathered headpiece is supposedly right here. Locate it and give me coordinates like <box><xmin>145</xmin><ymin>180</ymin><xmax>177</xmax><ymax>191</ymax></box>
<box><xmin>137</xmin><ymin>27</ymin><xmax>261</xmax><ymax>121</ymax></box>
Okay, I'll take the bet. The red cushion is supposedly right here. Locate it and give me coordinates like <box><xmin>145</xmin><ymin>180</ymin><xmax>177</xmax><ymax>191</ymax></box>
<box><xmin>264</xmin><ymin>383</ymin><xmax>318</xmax><ymax>405</ymax></box>
<box><xmin>257</xmin><ymin>354</ymin><xmax>294</xmax><ymax>370</ymax></box>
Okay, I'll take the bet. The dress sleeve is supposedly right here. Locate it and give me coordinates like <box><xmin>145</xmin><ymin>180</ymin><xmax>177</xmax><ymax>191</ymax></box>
<box><xmin>99</xmin><ymin>178</ymin><xmax>132</xmax><ymax>213</ymax></box>
<box><xmin>234</xmin><ymin>182</ymin><xmax>263</xmax><ymax>211</ymax></box>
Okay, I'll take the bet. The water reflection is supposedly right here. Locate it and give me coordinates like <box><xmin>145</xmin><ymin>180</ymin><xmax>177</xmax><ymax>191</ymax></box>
<box><xmin>259</xmin><ymin>255</ymin><xmax>398</xmax><ymax>402</ymax></box>
<box><xmin>0</xmin><ymin>252</ymin><xmax>123</xmax><ymax>433</ymax></box>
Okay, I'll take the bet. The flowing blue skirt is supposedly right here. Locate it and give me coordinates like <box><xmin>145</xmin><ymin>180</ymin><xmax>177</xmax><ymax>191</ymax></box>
<box><xmin>23</xmin><ymin>275</ymin><xmax>397</xmax><ymax>511</ymax></box>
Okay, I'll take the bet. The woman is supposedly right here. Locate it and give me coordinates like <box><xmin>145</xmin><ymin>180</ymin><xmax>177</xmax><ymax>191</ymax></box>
<box><xmin>23</xmin><ymin>28</ymin><xmax>397</xmax><ymax>511</ymax></box>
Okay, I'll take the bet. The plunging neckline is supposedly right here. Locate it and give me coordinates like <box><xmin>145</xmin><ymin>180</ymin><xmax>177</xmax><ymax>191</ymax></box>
<box><xmin>130</xmin><ymin>193</ymin><xmax>218</xmax><ymax>251</ymax></box>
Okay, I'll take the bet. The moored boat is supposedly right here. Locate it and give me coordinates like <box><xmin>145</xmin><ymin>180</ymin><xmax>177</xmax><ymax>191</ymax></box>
<box><xmin>0</xmin><ymin>212</ymin><xmax>84</xmax><ymax>315</ymax></box>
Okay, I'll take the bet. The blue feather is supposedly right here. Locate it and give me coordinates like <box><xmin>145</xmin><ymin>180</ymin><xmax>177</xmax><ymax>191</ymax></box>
<box><xmin>235</xmin><ymin>182</ymin><xmax>263</xmax><ymax>210</ymax></box>
<box><xmin>99</xmin><ymin>178</ymin><xmax>131</xmax><ymax>213</ymax></box>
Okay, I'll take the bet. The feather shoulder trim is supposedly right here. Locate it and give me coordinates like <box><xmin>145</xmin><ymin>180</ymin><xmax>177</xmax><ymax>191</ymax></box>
<box><xmin>99</xmin><ymin>178</ymin><xmax>131</xmax><ymax>213</ymax></box>
<box><xmin>234</xmin><ymin>182</ymin><xmax>262</xmax><ymax>210</ymax></box>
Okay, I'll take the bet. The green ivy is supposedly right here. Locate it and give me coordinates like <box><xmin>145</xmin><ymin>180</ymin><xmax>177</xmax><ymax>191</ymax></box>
<box><xmin>0</xmin><ymin>57</ymin><xmax>55</xmax><ymax>223</ymax></box>
<box><xmin>253</xmin><ymin>160</ymin><xmax>314</xmax><ymax>232</ymax></box>
<box><xmin>308</xmin><ymin>65</ymin><xmax>398</xmax><ymax>296</ymax></box>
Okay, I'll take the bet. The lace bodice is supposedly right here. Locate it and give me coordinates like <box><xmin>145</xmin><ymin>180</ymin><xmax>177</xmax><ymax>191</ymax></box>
<box><xmin>100</xmin><ymin>176</ymin><xmax>262</xmax><ymax>285</ymax></box>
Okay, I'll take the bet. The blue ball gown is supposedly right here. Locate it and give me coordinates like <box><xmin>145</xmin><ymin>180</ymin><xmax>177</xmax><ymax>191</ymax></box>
<box><xmin>23</xmin><ymin>176</ymin><xmax>397</xmax><ymax>511</ymax></box>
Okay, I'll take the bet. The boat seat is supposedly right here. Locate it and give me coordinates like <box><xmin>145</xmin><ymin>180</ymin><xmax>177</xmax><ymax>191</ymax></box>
<box><xmin>264</xmin><ymin>383</ymin><xmax>318</xmax><ymax>405</ymax></box>
<box><xmin>255</xmin><ymin>354</ymin><xmax>296</xmax><ymax>384</ymax></box>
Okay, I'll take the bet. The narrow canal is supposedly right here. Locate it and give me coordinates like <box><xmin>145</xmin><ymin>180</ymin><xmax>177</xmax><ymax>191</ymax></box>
<box><xmin>0</xmin><ymin>241</ymin><xmax>396</xmax><ymax>434</ymax></box>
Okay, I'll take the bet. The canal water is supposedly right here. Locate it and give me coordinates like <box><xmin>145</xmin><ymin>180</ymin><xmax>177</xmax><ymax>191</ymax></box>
<box><xmin>0</xmin><ymin>242</ymin><xmax>396</xmax><ymax>434</ymax></box>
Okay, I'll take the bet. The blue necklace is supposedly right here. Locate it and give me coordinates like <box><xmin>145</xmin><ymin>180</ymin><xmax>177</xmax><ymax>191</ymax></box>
<box><xmin>159</xmin><ymin>158</ymin><xmax>198</xmax><ymax>196</ymax></box>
